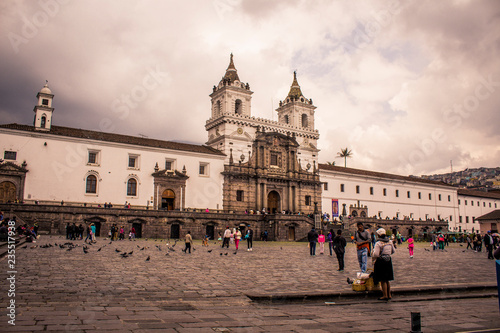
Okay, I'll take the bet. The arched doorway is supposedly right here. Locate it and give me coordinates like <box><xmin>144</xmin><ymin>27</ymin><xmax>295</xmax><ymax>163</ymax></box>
<box><xmin>0</xmin><ymin>181</ymin><xmax>16</xmax><ymax>203</ymax></box>
<box><xmin>171</xmin><ymin>224</ymin><xmax>180</xmax><ymax>239</ymax></box>
<box><xmin>267</xmin><ymin>191</ymin><xmax>280</xmax><ymax>214</ymax></box>
<box><xmin>205</xmin><ymin>225</ymin><xmax>215</xmax><ymax>240</ymax></box>
<box><xmin>132</xmin><ymin>222</ymin><xmax>142</xmax><ymax>238</ymax></box>
<box><xmin>162</xmin><ymin>189</ymin><xmax>175</xmax><ymax>210</ymax></box>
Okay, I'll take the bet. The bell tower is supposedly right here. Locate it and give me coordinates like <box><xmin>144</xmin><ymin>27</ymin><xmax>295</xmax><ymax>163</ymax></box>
<box><xmin>33</xmin><ymin>81</ymin><xmax>54</xmax><ymax>131</ymax></box>
<box><xmin>206</xmin><ymin>54</ymin><xmax>254</xmax><ymax>156</ymax></box>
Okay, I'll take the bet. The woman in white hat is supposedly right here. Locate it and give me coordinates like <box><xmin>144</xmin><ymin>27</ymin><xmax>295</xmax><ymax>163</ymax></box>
<box><xmin>372</xmin><ymin>228</ymin><xmax>396</xmax><ymax>301</ymax></box>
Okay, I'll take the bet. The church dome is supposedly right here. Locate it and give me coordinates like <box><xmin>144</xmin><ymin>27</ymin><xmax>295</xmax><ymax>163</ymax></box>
<box><xmin>40</xmin><ymin>83</ymin><xmax>52</xmax><ymax>95</ymax></box>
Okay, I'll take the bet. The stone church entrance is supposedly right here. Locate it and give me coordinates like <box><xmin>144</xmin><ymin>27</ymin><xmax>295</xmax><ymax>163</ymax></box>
<box><xmin>161</xmin><ymin>189</ymin><xmax>175</xmax><ymax>210</ymax></box>
<box><xmin>267</xmin><ymin>191</ymin><xmax>280</xmax><ymax>214</ymax></box>
<box><xmin>0</xmin><ymin>181</ymin><xmax>16</xmax><ymax>203</ymax></box>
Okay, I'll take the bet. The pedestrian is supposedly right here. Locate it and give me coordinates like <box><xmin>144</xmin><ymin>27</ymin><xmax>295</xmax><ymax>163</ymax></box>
<box><xmin>307</xmin><ymin>227</ymin><xmax>318</xmax><ymax>256</ymax></box>
<box><xmin>119</xmin><ymin>226</ymin><xmax>125</xmax><ymax>240</ymax></box>
<box><xmin>230</xmin><ymin>228</ymin><xmax>235</xmax><ymax>245</ymax></box>
<box><xmin>263</xmin><ymin>230</ymin><xmax>268</xmax><ymax>241</ymax></box>
<box><xmin>217</xmin><ymin>232</ymin><xmax>222</xmax><ymax>246</ymax></box>
<box><xmin>333</xmin><ymin>229</ymin><xmax>347</xmax><ymax>271</ymax></box>
<box><xmin>327</xmin><ymin>229</ymin><xmax>334</xmax><ymax>256</ymax></box>
<box><xmin>438</xmin><ymin>233</ymin><xmax>445</xmax><ymax>250</ymax></box>
<box><xmin>78</xmin><ymin>224</ymin><xmax>84</xmax><ymax>240</ymax></box>
<box><xmin>235</xmin><ymin>228</ymin><xmax>242</xmax><ymax>251</ymax></box>
<box><xmin>318</xmin><ymin>230</ymin><xmax>325</xmax><ymax>254</ymax></box>
<box><xmin>466</xmin><ymin>235</ymin><xmax>473</xmax><ymax>250</ymax></box>
<box><xmin>84</xmin><ymin>224</ymin><xmax>92</xmax><ymax>243</ymax></box>
<box><xmin>90</xmin><ymin>223</ymin><xmax>96</xmax><ymax>243</ymax></box>
<box><xmin>183</xmin><ymin>231</ymin><xmax>193</xmax><ymax>253</ymax></box>
<box><xmin>354</xmin><ymin>222</ymin><xmax>370</xmax><ymax>273</ymax></box>
<box><xmin>407</xmin><ymin>235</ymin><xmax>414</xmax><ymax>258</ymax></box>
<box><xmin>484</xmin><ymin>231</ymin><xmax>494</xmax><ymax>260</ymax></box>
<box><xmin>130</xmin><ymin>226</ymin><xmax>136</xmax><ymax>239</ymax></box>
<box><xmin>246</xmin><ymin>225</ymin><xmax>253</xmax><ymax>251</ymax></box>
<box><xmin>222</xmin><ymin>227</ymin><xmax>231</xmax><ymax>248</ymax></box>
<box><xmin>372</xmin><ymin>228</ymin><xmax>396</xmax><ymax>301</ymax></box>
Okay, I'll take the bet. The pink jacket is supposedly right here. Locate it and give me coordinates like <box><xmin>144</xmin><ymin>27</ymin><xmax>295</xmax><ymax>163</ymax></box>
<box><xmin>318</xmin><ymin>235</ymin><xmax>325</xmax><ymax>243</ymax></box>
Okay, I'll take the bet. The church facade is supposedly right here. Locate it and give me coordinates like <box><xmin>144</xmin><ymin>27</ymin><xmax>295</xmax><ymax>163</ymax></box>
<box><xmin>1</xmin><ymin>55</ymin><xmax>499</xmax><ymax>238</ymax></box>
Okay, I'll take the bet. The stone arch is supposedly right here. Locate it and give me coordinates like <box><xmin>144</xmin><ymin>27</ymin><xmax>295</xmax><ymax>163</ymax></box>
<box><xmin>162</xmin><ymin>189</ymin><xmax>175</xmax><ymax>210</ymax></box>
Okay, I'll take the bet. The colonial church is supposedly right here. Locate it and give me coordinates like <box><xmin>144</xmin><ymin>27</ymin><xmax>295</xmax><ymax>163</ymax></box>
<box><xmin>1</xmin><ymin>55</ymin><xmax>498</xmax><ymax>239</ymax></box>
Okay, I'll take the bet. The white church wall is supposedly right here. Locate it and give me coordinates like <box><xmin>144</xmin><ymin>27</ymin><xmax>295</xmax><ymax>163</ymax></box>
<box><xmin>458</xmin><ymin>194</ymin><xmax>499</xmax><ymax>233</ymax></box>
<box><xmin>0</xmin><ymin>128</ymin><xmax>225</xmax><ymax>209</ymax></box>
<box><xmin>320</xmin><ymin>169</ymin><xmax>458</xmax><ymax>230</ymax></box>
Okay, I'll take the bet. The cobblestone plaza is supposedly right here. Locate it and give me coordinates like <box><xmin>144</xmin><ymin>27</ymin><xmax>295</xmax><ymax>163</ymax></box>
<box><xmin>1</xmin><ymin>237</ymin><xmax>499</xmax><ymax>332</ymax></box>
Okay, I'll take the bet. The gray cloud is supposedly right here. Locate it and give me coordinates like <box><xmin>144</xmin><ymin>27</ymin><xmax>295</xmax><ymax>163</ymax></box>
<box><xmin>0</xmin><ymin>0</ymin><xmax>498</xmax><ymax>176</ymax></box>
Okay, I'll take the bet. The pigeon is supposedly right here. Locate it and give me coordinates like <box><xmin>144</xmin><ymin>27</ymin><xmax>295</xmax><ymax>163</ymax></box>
<box><xmin>220</xmin><ymin>253</ymin><xmax>223</xmax><ymax>256</ymax></box>
<box><xmin>120</xmin><ymin>253</ymin><xmax>128</xmax><ymax>258</ymax></box>
<box><xmin>21</xmin><ymin>245</ymin><xmax>27</xmax><ymax>249</ymax></box>
<box><xmin>67</xmin><ymin>247</ymin><xmax>73</xmax><ymax>251</ymax></box>
<box><xmin>224</xmin><ymin>252</ymin><xmax>228</xmax><ymax>256</ymax></box>
<box><xmin>30</xmin><ymin>245</ymin><xmax>37</xmax><ymax>249</ymax></box>
<box><xmin>207</xmin><ymin>250</ymin><xmax>213</xmax><ymax>253</ymax></box>
<box><xmin>128</xmin><ymin>251</ymin><xmax>133</xmax><ymax>255</ymax></box>
<box><xmin>156</xmin><ymin>246</ymin><xmax>162</xmax><ymax>251</ymax></box>
<box><xmin>115</xmin><ymin>249</ymin><xmax>121</xmax><ymax>253</ymax></box>
<box><xmin>146</xmin><ymin>256</ymin><xmax>150</xmax><ymax>261</ymax></box>
<box><xmin>83</xmin><ymin>247</ymin><xmax>89</xmax><ymax>254</ymax></box>
<box><xmin>424</xmin><ymin>248</ymin><xmax>430</xmax><ymax>251</ymax></box>
<box><xmin>140</xmin><ymin>247</ymin><xmax>145</xmax><ymax>251</ymax></box>
<box><xmin>97</xmin><ymin>247</ymin><xmax>102</xmax><ymax>252</ymax></box>
<box><xmin>460</xmin><ymin>244</ymin><xmax>463</xmax><ymax>247</ymax></box>
<box><xmin>168</xmin><ymin>247</ymin><xmax>175</xmax><ymax>252</ymax></box>
<box><xmin>347</xmin><ymin>278</ymin><xmax>354</xmax><ymax>284</ymax></box>
<box><xmin>109</xmin><ymin>241</ymin><xmax>112</xmax><ymax>245</ymax></box>
<box><xmin>233</xmin><ymin>251</ymin><xmax>237</xmax><ymax>255</ymax></box>
<box><xmin>165</xmin><ymin>252</ymin><xmax>169</xmax><ymax>256</ymax></box>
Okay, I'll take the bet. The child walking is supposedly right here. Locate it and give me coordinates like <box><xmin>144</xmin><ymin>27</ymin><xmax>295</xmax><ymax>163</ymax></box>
<box><xmin>407</xmin><ymin>236</ymin><xmax>414</xmax><ymax>258</ymax></box>
<box><xmin>318</xmin><ymin>230</ymin><xmax>325</xmax><ymax>254</ymax></box>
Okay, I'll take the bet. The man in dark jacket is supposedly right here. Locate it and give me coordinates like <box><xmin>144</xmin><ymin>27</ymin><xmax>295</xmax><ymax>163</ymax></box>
<box><xmin>307</xmin><ymin>227</ymin><xmax>319</xmax><ymax>256</ymax></box>
<box><xmin>484</xmin><ymin>231</ymin><xmax>494</xmax><ymax>259</ymax></box>
<box><xmin>333</xmin><ymin>229</ymin><xmax>347</xmax><ymax>271</ymax></box>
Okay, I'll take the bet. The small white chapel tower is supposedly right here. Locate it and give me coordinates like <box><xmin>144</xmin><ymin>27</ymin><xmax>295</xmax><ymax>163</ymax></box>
<box><xmin>33</xmin><ymin>81</ymin><xmax>54</xmax><ymax>131</ymax></box>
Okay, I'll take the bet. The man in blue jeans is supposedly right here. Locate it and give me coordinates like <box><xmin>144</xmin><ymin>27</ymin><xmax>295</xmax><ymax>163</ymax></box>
<box><xmin>308</xmin><ymin>227</ymin><xmax>318</xmax><ymax>256</ymax></box>
<box><xmin>354</xmin><ymin>222</ymin><xmax>371</xmax><ymax>272</ymax></box>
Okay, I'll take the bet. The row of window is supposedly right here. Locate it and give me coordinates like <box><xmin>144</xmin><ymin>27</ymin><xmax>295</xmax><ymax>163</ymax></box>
<box><xmin>327</xmin><ymin>183</ymin><xmax>451</xmax><ymax>201</ymax></box>
<box><xmin>458</xmin><ymin>199</ymin><xmax>496</xmax><ymax>208</ymax></box>
<box><xmin>86</xmin><ymin>175</ymin><xmax>138</xmax><ymax>196</ymax></box>
<box><xmin>459</xmin><ymin>216</ymin><xmax>478</xmax><ymax>224</ymax></box>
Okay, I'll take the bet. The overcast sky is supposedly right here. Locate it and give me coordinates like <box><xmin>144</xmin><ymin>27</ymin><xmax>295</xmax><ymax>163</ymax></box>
<box><xmin>1</xmin><ymin>0</ymin><xmax>499</xmax><ymax>176</ymax></box>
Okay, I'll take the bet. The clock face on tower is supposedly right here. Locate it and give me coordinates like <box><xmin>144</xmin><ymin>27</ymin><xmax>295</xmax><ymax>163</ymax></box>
<box><xmin>237</xmin><ymin>128</ymin><xmax>243</xmax><ymax>134</ymax></box>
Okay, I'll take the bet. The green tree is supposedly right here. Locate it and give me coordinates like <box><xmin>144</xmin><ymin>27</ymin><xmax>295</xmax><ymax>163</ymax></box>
<box><xmin>326</xmin><ymin>161</ymin><xmax>336</xmax><ymax>166</ymax></box>
<box><xmin>337</xmin><ymin>148</ymin><xmax>352</xmax><ymax>167</ymax></box>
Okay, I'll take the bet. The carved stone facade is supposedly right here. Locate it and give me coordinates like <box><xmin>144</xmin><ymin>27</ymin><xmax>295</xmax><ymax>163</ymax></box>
<box><xmin>0</xmin><ymin>161</ymin><xmax>28</xmax><ymax>203</ymax></box>
<box><xmin>152</xmin><ymin>167</ymin><xmax>188</xmax><ymax>211</ymax></box>
<box><xmin>222</xmin><ymin>130</ymin><xmax>322</xmax><ymax>214</ymax></box>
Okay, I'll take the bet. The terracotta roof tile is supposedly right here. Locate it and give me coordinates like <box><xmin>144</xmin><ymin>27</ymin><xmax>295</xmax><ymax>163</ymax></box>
<box><xmin>0</xmin><ymin>123</ymin><xmax>225</xmax><ymax>156</ymax></box>
<box><xmin>319</xmin><ymin>164</ymin><xmax>454</xmax><ymax>187</ymax></box>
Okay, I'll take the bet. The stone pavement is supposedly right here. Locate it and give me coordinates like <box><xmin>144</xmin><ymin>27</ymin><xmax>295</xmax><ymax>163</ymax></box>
<box><xmin>1</xmin><ymin>236</ymin><xmax>499</xmax><ymax>332</ymax></box>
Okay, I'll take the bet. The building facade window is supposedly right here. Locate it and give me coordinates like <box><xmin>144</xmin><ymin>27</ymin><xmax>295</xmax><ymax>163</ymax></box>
<box><xmin>199</xmin><ymin>162</ymin><xmax>209</xmax><ymax>176</ymax></box>
<box><xmin>41</xmin><ymin>115</ymin><xmax>46</xmax><ymax>128</ymax></box>
<box><xmin>270</xmin><ymin>153</ymin><xmax>279</xmax><ymax>166</ymax></box>
<box><xmin>165</xmin><ymin>159</ymin><xmax>175</xmax><ymax>171</ymax></box>
<box><xmin>438</xmin><ymin>194</ymin><xmax>442</xmax><ymax>201</ymax></box>
<box><xmin>340</xmin><ymin>184</ymin><xmax>345</xmax><ymax>192</ymax></box>
<box><xmin>88</xmin><ymin>150</ymin><xmax>100</xmax><ymax>165</ymax></box>
<box><xmin>471</xmin><ymin>201</ymin><xmax>474</xmax><ymax>206</ymax></box>
<box><xmin>466</xmin><ymin>216</ymin><xmax>469</xmax><ymax>223</ymax></box>
<box><xmin>236</xmin><ymin>190</ymin><xmax>244</xmax><ymax>202</ymax></box>
<box><xmin>465</xmin><ymin>200</ymin><xmax>467</xmax><ymax>205</ymax></box>
<box><xmin>383</xmin><ymin>188</ymin><xmax>387</xmax><ymax>196</ymax></box>
<box><xmin>128</xmin><ymin>155</ymin><xmax>139</xmax><ymax>169</ymax></box>
<box><xmin>4</xmin><ymin>151</ymin><xmax>17</xmax><ymax>160</ymax></box>
<box><xmin>324</xmin><ymin>183</ymin><xmax>328</xmax><ymax>191</ymax></box>
<box><xmin>395</xmin><ymin>190</ymin><xmax>399</xmax><ymax>197</ymax></box>
<box><xmin>418</xmin><ymin>192</ymin><xmax>421</xmax><ymax>199</ymax></box>
<box><xmin>127</xmin><ymin>178</ymin><xmax>137</xmax><ymax>196</ymax></box>
<box><xmin>86</xmin><ymin>175</ymin><xmax>97</xmax><ymax>194</ymax></box>
<box><xmin>448</xmin><ymin>195</ymin><xmax>451</xmax><ymax>202</ymax></box>
<box><xmin>429</xmin><ymin>193</ymin><xmax>432</xmax><ymax>200</ymax></box>
<box><xmin>356</xmin><ymin>185</ymin><xmax>360</xmax><ymax>194</ymax></box>
<box><xmin>407</xmin><ymin>191</ymin><xmax>411</xmax><ymax>199</ymax></box>
<box><xmin>459</xmin><ymin>216</ymin><xmax>462</xmax><ymax>223</ymax></box>
<box><xmin>305</xmin><ymin>195</ymin><xmax>311</xmax><ymax>206</ymax></box>
<box><xmin>370</xmin><ymin>187</ymin><xmax>374</xmax><ymax>195</ymax></box>
<box><xmin>301</xmin><ymin>114</ymin><xmax>308</xmax><ymax>128</ymax></box>
<box><xmin>42</xmin><ymin>98</ymin><xmax>49</xmax><ymax>106</ymax></box>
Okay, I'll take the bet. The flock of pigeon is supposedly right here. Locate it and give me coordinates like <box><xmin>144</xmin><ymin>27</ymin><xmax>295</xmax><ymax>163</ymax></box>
<box><xmin>23</xmin><ymin>238</ymin><xmax>243</xmax><ymax>261</ymax></box>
